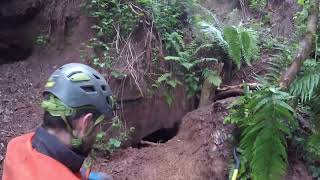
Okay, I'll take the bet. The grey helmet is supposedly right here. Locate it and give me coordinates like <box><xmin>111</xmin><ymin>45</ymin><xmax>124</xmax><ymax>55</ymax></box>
<box><xmin>44</xmin><ymin>63</ymin><xmax>114</xmax><ymax>118</ymax></box>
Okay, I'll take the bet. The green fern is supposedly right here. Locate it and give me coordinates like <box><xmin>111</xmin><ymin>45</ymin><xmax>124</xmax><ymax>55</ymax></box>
<box><xmin>265</xmin><ymin>57</ymin><xmax>285</xmax><ymax>83</ymax></box>
<box><xmin>224</xmin><ymin>26</ymin><xmax>242</xmax><ymax>69</ymax></box>
<box><xmin>198</xmin><ymin>21</ymin><xmax>228</xmax><ymax>49</ymax></box>
<box><xmin>289</xmin><ymin>60</ymin><xmax>320</xmax><ymax>102</ymax></box>
<box><xmin>197</xmin><ymin>22</ymin><xmax>260</xmax><ymax>69</ymax></box>
<box><xmin>306</xmin><ymin>133</ymin><xmax>320</xmax><ymax>157</ymax></box>
<box><xmin>290</xmin><ymin>73</ymin><xmax>320</xmax><ymax>102</ymax></box>
<box><xmin>240</xmin><ymin>28</ymin><xmax>259</xmax><ymax>65</ymax></box>
<box><xmin>165</xmin><ymin>31</ymin><xmax>185</xmax><ymax>53</ymax></box>
<box><xmin>226</xmin><ymin>86</ymin><xmax>297</xmax><ymax>180</ymax></box>
<box><xmin>202</xmin><ymin>68</ymin><xmax>222</xmax><ymax>87</ymax></box>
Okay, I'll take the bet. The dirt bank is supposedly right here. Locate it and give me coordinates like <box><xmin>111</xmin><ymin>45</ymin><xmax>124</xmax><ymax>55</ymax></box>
<box><xmin>93</xmin><ymin>97</ymin><xmax>312</xmax><ymax>180</ymax></box>
<box><xmin>93</xmin><ymin>98</ymin><xmax>235</xmax><ymax>180</ymax></box>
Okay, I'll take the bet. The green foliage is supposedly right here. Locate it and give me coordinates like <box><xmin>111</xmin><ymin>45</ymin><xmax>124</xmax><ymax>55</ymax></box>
<box><xmin>152</xmin><ymin>73</ymin><xmax>182</xmax><ymax>106</ymax></box>
<box><xmin>226</xmin><ymin>86</ymin><xmax>297</xmax><ymax>180</ymax></box>
<box><xmin>164</xmin><ymin>39</ymin><xmax>219</xmax><ymax>97</ymax></box>
<box><xmin>35</xmin><ymin>34</ymin><xmax>49</xmax><ymax>46</ymax></box>
<box><xmin>289</xmin><ymin>60</ymin><xmax>320</xmax><ymax>102</ymax></box>
<box><xmin>249</xmin><ymin>0</ymin><xmax>267</xmax><ymax>12</ymax></box>
<box><xmin>240</xmin><ymin>29</ymin><xmax>259</xmax><ymax>65</ymax></box>
<box><xmin>293</xmin><ymin>0</ymin><xmax>312</xmax><ymax>37</ymax></box>
<box><xmin>153</xmin><ymin>73</ymin><xmax>181</xmax><ymax>89</ymax></box>
<box><xmin>82</xmin><ymin>0</ymin><xmax>140</xmax><ymax>73</ymax></box>
<box><xmin>94</xmin><ymin>116</ymin><xmax>135</xmax><ymax>153</ymax></box>
<box><xmin>224</xmin><ymin>26</ymin><xmax>242</xmax><ymax>68</ymax></box>
<box><xmin>264</xmin><ymin>40</ymin><xmax>298</xmax><ymax>83</ymax></box>
<box><xmin>199</xmin><ymin>22</ymin><xmax>260</xmax><ymax>69</ymax></box>
<box><xmin>306</xmin><ymin>133</ymin><xmax>320</xmax><ymax>157</ymax></box>
<box><xmin>85</xmin><ymin>0</ymin><xmax>139</xmax><ymax>40</ymax></box>
<box><xmin>297</xmin><ymin>0</ymin><xmax>306</xmax><ymax>5</ymax></box>
<box><xmin>309</xmin><ymin>165</ymin><xmax>320</xmax><ymax>179</ymax></box>
<box><xmin>198</xmin><ymin>21</ymin><xmax>227</xmax><ymax>48</ymax></box>
<box><xmin>224</xmin><ymin>26</ymin><xmax>259</xmax><ymax>69</ymax></box>
<box><xmin>202</xmin><ymin>69</ymin><xmax>222</xmax><ymax>87</ymax></box>
<box><xmin>142</xmin><ymin>0</ymin><xmax>183</xmax><ymax>36</ymax></box>
<box><xmin>165</xmin><ymin>31</ymin><xmax>185</xmax><ymax>54</ymax></box>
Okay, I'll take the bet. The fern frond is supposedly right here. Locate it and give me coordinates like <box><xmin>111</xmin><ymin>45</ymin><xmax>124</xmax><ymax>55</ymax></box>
<box><xmin>223</xmin><ymin>26</ymin><xmax>242</xmax><ymax>69</ymax></box>
<box><xmin>289</xmin><ymin>61</ymin><xmax>320</xmax><ymax>102</ymax></box>
<box><xmin>228</xmin><ymin>87</ymin><xmax>296</xmax><ymax>180</ymax></box>
<box><xmin>240</xmin><ymin>28</ymin><xmax>259</xmax><ymax>65</ymax></box>
<box><xmin>306</xmin><ymin>133</ymin><xmax>320</xmax><ymax>157</ymax></box>
<box><xmin>198</xmin><ymin>21</ymin><xmax>228</xmax><ymax>49</ymax></box>
<box><xmin>240</xmin><ymin>30</ymin><xmax>252</xmax><ymax>65</ymax></box>
<box><xmin>202</xmin><ymin>68</ymin><xmax>222</xmax><ymax>87</ymax></box>
<box><xmin>265</xmin><ymin>56</ymin><xmax>288</xmax><ymax>83</ymax></box>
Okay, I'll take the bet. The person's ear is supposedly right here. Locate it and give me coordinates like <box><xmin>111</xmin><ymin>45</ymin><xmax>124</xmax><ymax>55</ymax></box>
<box><xmin>75</xmin><ymin>113</ymin><xmax>93</xmax><ymax>137</ymax></box>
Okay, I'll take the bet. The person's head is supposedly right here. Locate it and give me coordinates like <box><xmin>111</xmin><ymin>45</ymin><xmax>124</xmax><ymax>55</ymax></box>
<box><xmin>41</xmin><ymin>63</ymin><xmax>114</xmax><ymax>156</ymax></box>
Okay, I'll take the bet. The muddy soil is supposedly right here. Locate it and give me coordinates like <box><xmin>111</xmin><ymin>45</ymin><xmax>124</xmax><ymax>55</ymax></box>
<box><xmin>93</xmin><ymin>98</ymin><xmax>235</xmax><ymax>180</ymax></box>
<box><xmin>93</xmin><ymin>98</ymin><xmax>312</xmax><ymax>180</ymax></box>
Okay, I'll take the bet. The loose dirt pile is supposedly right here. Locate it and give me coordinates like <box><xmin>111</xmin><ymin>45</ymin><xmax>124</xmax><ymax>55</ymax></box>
<box><xmin>94</xmin><ymin>98</ymin><xmax>235</xmax><ymax>180</ymax></box>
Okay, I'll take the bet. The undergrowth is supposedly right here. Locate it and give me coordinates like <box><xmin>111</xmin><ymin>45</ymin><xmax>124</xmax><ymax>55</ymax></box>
<box><xmin>226</xmin><ymin>85</ymin><xmax>297</xmax><ymax>180</ymax></box>
<box><xmin>226</xmin><ymin>0</ymin><xmax>320</xmax><ymax>179</ymax></box>
<box><xmin>83</xmin><ymin>0</ymin><xmax>260</xmax><ymax>105</ymax></box>
<box><xmin>94</xmin><ymin>116</ymin><xmax>135</xmax><ymax>153</ymax></box>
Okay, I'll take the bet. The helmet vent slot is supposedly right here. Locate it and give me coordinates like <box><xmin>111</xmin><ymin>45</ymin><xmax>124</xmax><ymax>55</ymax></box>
<box><xmin>93</xmin><ymin>74</ymin><xmax>101</xmax><ymax>79</ymax></box>
<box><xmin>81</xmin><ymin>85</ymin><xmax>96</xmax><ymax>92</ymax></box>
<box><xmin>67</xmin><ymin>71</ymin><xmax>82</xmax><ymax>78</ymax></box>
<box><xmin>101</xmin><ymin>85</ymin><xmax>106</xmax><ymax>91</ymax></box>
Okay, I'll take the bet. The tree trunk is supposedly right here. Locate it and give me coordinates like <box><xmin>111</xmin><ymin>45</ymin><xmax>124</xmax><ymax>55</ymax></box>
<box><xmin>199</xmin><ymin>62</ymin><xmax>224</xmax><ymax>108</ymax></box>
<box><xmin>279</xmin><ymin>0</ymin><xmax>319</xmax><ymax>89</ymax></box>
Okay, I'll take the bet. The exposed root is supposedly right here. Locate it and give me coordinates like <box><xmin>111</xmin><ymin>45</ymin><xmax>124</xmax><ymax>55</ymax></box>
<box><xmin>140</xmin><ymin>140</ymin><xmax>160</xmax><ymax>146</ymax></box>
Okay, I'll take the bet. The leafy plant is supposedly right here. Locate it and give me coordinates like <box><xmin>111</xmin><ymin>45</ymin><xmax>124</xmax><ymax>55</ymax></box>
<box><xmin>226</xmin><ymin>86</ymin><xmax>297</xmax><ymax>180</ymax></box>
<box><xmin>82</xmin><ymin>0</ymin><xmax>140</xmax><ymax>70</ymax></box>
<box><xmin>224</xmin><ymin>26</ymin><xmax>259</xmax><ymax>69</ymax></box>
<box><xmin>152</xmin><ymin>73</ymin><xmax>182</xmax><ymax>106</ymax></box>
<box><xmin>35</xmin><ymin>34</ymin><xmax>49</xmax><ymax>46</ymax></box>
<box><xmin>289</xmin><ymin>60</ymin><xmax>320</xmax><ymax>102</ymax></box>
<box><xmin>164</xmin><ymin>38</ymin><xmax>220</xmax><ymax>97</ymax></box>
<box><xmin>202</xmin><ymin>69</ymin><xmax>222</xmax><ymax>87</ymax></box>
<box><xmin>199</xmin><ymin>21</ymin><xmax>259</xmax><ymax>69</ymax></box>
<box><xmin>309</xmin><ymin>165</ymin><xmax>320</xmax><ymax>179</ymax></box>
<box><xmin>198</xmin><ymin>21</ymin><xmax>227</xmax><ymax>49</ymax></box>
<box><xmin>95</xmin><ymin>116</ymin><xmax>135</xmax><ymax>153</ymax></box>
<box><xmin>306</xmin><ymin>133</ymin><xmax>320</xmax><ymax>157</ymax></box>
<box><xmin>223</xmin><ymin>26</ymin><xmax>242</xmax><ymax>68</ymax></box>
<box><xmin>249</xmin><ymin>0</ymin><xmax>267</xmax><ymax>12</ymax></box>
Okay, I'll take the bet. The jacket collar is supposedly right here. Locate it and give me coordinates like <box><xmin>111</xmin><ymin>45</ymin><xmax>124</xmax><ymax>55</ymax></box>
<box><xmin>31</xmin><ymin>127</ymin><xmax>85</xmax><ymax>172</ymax></box>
